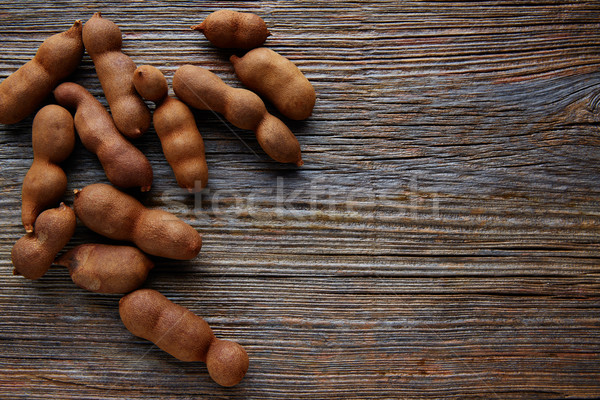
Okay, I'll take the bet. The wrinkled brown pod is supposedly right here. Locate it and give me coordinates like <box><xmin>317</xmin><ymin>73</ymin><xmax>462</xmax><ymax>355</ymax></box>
<box><xmin>73</xmin><ymin>183</ymin><xmax>201</xmax><ymax>260</ymax></box>
<box><xmin>173</xmin><ymin>64</ymin><xmax>302</xmax><ymax>166</ymax></box>
<box><xmin>120</xmin><ymin>289</ymin><xmax>249</xmax><ymax>386</ymax></box>
<box><xmin>55</xmin><ymin>244</ymin><xmax>154</xmax><ymax>294</ymax></box>
<box><xmin>11</xmin><ymin>203</ymin><xmax>76</xmax><ymax>279</ymax></box>
<box><xmin>133</xmin><ymin>65</ymin><xmax>208</xmax><ymax>191</ymax></box>
<box><xmin>21</xmin><ymin>105</ymin><xmax>75</xmax><ymax>232</ymax></box>
<box><xmin>83</xmin><ymin>12</ymin><xmax>150</xmax><ymax>138</ymax></box>
<box><xmin>192</xmin><ymin>9</ymin><xmax>270</xmax><ymax>49</ymax></box>
<box><xmin>231</xmin><ymin>47</ymin><xmax>316</xmax><ymax>120</ymax></box>
<box><xmin>54</xmin><ymin>82</ymin><xmax>153</xmax><ymax>191</ymax></box>
<box><xmin>0</xmin><ymin>21</ymin><xmax>84</xmax><ymax>124</ymax></box>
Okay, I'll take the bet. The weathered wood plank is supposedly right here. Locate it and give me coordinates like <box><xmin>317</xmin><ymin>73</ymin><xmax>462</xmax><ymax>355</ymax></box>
<box><xmin>1</xmin><ymin>1</ymin><xmax>599</xmax><ymax>399</ymax></box>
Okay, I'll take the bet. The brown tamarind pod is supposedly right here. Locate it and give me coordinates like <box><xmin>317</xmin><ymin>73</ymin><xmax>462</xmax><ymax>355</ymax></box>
<box><xmin>133</xmin><ymin>65</ymin><xmax>208</xmax><ymax>191</ymax></box>
<box><xmin>231</xmin><ymin>47</ymin><xmax>316</xmax><ymax>120</ymax></box>
<box><xmin>11</xmin><ymin>203</ymin><xmax>76</xmax><ymax>280</ymax></box>
<box><xmin>173</xmin><ymin>64</ymin><xmax>303</xmax><ymax>166</ymax></box>
<box><xmin>21</xmin><ymin>105</ymin><xmax>75</xmax><ymax>232</ymax></box>
<box><xmin>120</xmin><ymin>289</ymin><xmax>249</xmax><ymax>386</ymax></box>
<box><xmin>82</xmin><ymin>12</ymin><xmax>151</xmax><ymax>138</ymax></box>
<box><xmin>54</xmin><ymin>82</ymin><xmax>153</xmax><ymax>191</ymax></box>
<box><xmin>192</xmin><ymin>9</ymin><xmax>270</xmax><ymax>50</ymax></box>
<box><xmin>73</xmin><ymin>183</ymin><xmax>201</xmax><ymax>260</ymax></box>
<box><xmin>0</xmin><ymin>21</ymin><xmax>84</xmax><ymax>125</ymax></box>
<box><xmin>55</xmin><ymin>244</ymin><xmax>154</xmax><ymax>294</ymax></box>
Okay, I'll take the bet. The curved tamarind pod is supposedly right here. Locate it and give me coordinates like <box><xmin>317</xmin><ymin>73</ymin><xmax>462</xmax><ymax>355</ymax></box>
<box><xmin>12</xmin><ymin>203</ymin><xmax>76</xmax><ymax>280</ymax></box>
<box><xmin>54</xmin><ymin>82</ymin><xmax>153</xmax><ymax>191</ymax></box>
<box><xmin>231</xmin><ymin>47</ymin><xmax>316</xmax><ymax>120</ymax></box>
<box><xmin>120</xmin><ymin>289</ymin><xmax>249</xmax><ymax>386</ymax></box>
<box><xmin>0</xmin><ymin>21</ymin><xmax>84</xmax><ymax>124</ymax></box>
<box><xmin>21</xmin><ymin>104</ymin><xmax>75</xmax><ymax>232</ymax></box>
<box><xmin>173</xmin><ymin>64</ymin><xmax>303</xmax><ymax>166</ymax></box>
<box><xmin>83</xmin><ymin>12</ymin><xmax>150</xmax><ymax>138</ymax></box>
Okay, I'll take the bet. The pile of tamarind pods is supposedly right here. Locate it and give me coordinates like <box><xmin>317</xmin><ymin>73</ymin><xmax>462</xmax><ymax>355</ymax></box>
<box><xmin>1</xmin><ymin>10</ymin><xmax>316</xmax><ymax>387</ymax></box>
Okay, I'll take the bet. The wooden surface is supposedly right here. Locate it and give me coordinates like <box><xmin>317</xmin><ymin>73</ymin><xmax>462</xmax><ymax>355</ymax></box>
<box><xmin>1</xmin><ymin>1</ymin><xmax>599</xmax><ymax>399</ymax></box>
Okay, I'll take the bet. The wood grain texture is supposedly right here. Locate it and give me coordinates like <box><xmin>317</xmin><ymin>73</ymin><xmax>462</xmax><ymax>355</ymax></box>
<box><xmin>1</xmin><ymin>1</ymin><xmax>599</xmax><ymax>399</ymax></box>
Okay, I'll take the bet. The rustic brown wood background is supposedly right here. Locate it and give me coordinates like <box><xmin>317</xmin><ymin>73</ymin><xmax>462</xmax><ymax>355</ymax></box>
<box><xmin>1</xmin><ymin>1</ymin><xmax>599</xmax><ymax>399</ymax></box>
